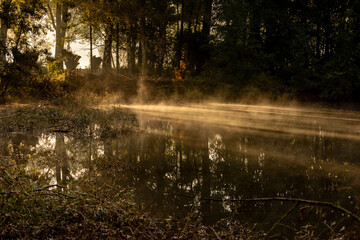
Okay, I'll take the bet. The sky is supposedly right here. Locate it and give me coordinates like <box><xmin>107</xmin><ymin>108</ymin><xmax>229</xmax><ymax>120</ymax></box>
<box><xmin>47</xmin><ymin>32</ymin><xmax>100</xmax><ymax>69</ymax></box>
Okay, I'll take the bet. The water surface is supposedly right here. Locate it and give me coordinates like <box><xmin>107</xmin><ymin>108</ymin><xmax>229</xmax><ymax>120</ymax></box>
<box><xmin>2</xmin><ymin>103</ymin><xmax>360</xmax><ymax>233</ymax></box>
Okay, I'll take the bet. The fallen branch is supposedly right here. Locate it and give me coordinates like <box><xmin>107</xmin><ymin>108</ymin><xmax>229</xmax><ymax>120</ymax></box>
<box><xmin>177</xmin><ymin>194</ymin><xmax>360</xmax><ymax>222</ymax></box>
<box><xmin>1</xmin><ymin>185</ymin><xmax>66</xmax><ymax>196</ymax></box>
<box><xmin>266</xmin><ymin>202</ymin><xmax>299</xmax><ymax>235</ymax></box>
<box><xmin>52</xmin><ymin>129</ymin><xmax>71</xmax><ymax>133</ymax></box>
<box><xmin>33</xmin><ymin>184</ymin><xmax>66</xmax><ymax>192</ymax></box>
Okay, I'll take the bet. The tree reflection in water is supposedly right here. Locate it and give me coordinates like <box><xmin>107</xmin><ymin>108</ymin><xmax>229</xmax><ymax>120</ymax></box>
<box><xmin>2</xmin><ymin>114</ymin><xmax>360</xmax><ymax>232</ymax></box>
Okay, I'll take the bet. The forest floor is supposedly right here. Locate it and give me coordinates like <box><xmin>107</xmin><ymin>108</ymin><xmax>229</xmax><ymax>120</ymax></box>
<box><xmin>0</xmin><ymin>100</ymin><xmax>359</xmax><ymax>239</ymax></box>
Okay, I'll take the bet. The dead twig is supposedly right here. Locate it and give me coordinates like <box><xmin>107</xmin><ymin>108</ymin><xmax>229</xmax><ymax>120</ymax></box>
<box><xmin>266</xmin><ymin>202</ymin><xmax>299</xmax><ymax>235</ymax></box>
<box><xmin>3</xmin><ymin>170</ymin><xmax>15</xmax><ymax>180</ymax></box>
<box><xmin>209</xmin><ymin>226</ymin><xmax>221</xmax><ymax>240</ymax></box>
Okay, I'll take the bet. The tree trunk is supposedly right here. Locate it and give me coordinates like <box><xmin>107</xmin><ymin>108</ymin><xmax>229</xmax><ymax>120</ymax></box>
<box><xmin>55</xmin><ymin>2</ymin><xmax>68</xmax><ymax>69</ymax></box>
<box><xmin>0</xmin><ymin>0</ymin><xmax>8</xmax><ymax>63</ymax></box>
<box><xmin>126</xmin><ymin>23</ymin><xmax>136</xmax><ymax>74</ymax></box>
<box><xmin>140</xmin><ymin>16</ymin><xmax>147</xmax><ymax>77</ymax></box>
<box><xmin>130</xmin><ymin>38</ymin><xmax>136</xmax><ymax>73</ymax></box>
<box><xmin>175</xmin><ymin>0</ymin><xmax>184</xmax><ymax>68</ymax></box>
<box><xmin>0</xmin><ymin>24</ymin><xmax>7</xmax><ymax>63</ymax></box>
<box><xmin>116</xmin><ymin>23</ymin><xmax>120</xmax><ymax>73</ymax></box>
<box><xmin>138</xmin><ymin>40</ymin><xmax>142</xmax><ymax>69</ymax></box>
<box><xmin>103</xmin><ymin>24</ymin><xmax>113</xmax><ymax>72</ymax></box>
<box><xmin>202</xmin><ymin>0</ymin><xmax>213</xmax><ymax>40</ymax></box>
<box><xmin>55</xmin><ymin>2</ymin><xmax>61</xmax><ymax>59</ymax></box>
<box><xmin>324</xmin><ymin>7</ymin><xmax>331</xmax><ymax>59</ymax></box>
<box><xmin>316</xmin><ymin>23</ymin><xmax>321</xmax><ymax>58</ymax></box>
<box><xmin>90</xmin><ymin>24</ymin><xmax>93</xmax><ymax>72</ymax></box>
<box><xmin>157</xmin><ymin>21</ymin><xmax>166</xmax><ymax>76</ymax></box>
<box><xmin>315</xmin><ymin>3</ymin><xmax>321</xmax><ymax>59</ymax></box>
<box><xmin>126</xmin><ymin>27</ymin><xmax>132</xmax><ymax>72</ymax></box>
<box><xmin>0</xmin><ymin>0</ymin><xmax>8</xmax><ymax>99</ymax></box>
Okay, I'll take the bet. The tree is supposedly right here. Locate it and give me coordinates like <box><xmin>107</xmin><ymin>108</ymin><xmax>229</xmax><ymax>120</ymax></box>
<box><xmin>0</xmin><ymin>0</ymin><xmax>10</xmax><ymax>63</ymax></box>
<box><xmin>47</xmin><ymin>0</ymin><xmax>72</xmax><ymax>69</ymax></box>
<box><xmin>74</xmin><ymin>0</ymin><xmax>103</xmax><ymax>71</ymax></box>
<box><xmin>0</xmin><ymin>0</ymin><xmax>46</xmax><ymax>98</ymax></box>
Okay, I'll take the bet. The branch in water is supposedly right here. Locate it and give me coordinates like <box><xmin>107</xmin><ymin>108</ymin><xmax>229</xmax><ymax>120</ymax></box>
<box><xmin>177</xmin><ymin>194</ymin><xmax>360</xmax><ymax>222</ymax></box>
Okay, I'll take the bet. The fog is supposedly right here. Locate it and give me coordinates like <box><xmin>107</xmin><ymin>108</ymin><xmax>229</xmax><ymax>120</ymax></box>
<box><xmin>98</xmin><ymin>102</ymin><xmax>360</xmax><ymax>142</ymax></box>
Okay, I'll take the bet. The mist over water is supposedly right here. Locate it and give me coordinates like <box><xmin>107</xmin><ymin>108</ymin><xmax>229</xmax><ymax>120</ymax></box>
<box><xmin>3</xmin><ymin>102</ymin><xmax>360</xmax><ymax>233</ymax></box>
<box><xmin>111</xmin><ymin>102</ymin><xmax>360</xmax><ymax>228</ymax></box>
<box><xmin>113</xmin><ymin>102</ymin><xmax>360</xmax><ymax>141</ymax></box>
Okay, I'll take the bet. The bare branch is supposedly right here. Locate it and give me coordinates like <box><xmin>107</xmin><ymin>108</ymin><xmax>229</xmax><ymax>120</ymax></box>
<box><xmin>209</xmin><ymin>226</ymin><xmax>221</xmax><ymax>240</ymax></box>
<box><xmin>47</xmin><ymin>3</ymin><xmax>56</xmax><ymax>30</ymax></box>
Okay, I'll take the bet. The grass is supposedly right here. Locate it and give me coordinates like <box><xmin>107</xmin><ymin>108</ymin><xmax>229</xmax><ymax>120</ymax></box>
<box><xmin>0</xmin><ymin>98</ymin><xmax>139</xmax><ymax>137</ymax></box>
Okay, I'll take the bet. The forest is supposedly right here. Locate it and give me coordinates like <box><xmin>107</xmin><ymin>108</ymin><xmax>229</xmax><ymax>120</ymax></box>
<box><xmin>2</xmin><ymin>0</ymin><xmax>360</xmax><ymax>239</ymax></box>
<box><xmin>0</xmin><ymin>0</ymin><xmax>359</xmax><ymax>103</ymax></box>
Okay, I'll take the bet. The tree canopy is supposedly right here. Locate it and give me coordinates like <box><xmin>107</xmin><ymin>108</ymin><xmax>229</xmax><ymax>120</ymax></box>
<box><xmin>0</xmin><ymin>0</ymin><xmax>360</xmax><ymax>102</ymax></box>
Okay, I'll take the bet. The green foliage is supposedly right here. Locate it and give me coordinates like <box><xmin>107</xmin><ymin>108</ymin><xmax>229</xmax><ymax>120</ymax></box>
<box><xmin>0</xmin><ymin>0</ymin><xmax>50</xmax><ymax>101</ymax></box>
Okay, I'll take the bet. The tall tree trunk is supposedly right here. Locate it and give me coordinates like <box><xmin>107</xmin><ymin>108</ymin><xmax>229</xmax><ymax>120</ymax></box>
<box><xmin>202</xmin><ymin>0</ymin><xmax>213</xmax><ymax>40</ymax></box>
<box><xmin>130</xmin><ymin>38</ymin><xmax>136</xmax><ymax>73</ymax></box>
<box><xmin>0</xmin><ymin>0</ymin><xmax>7</xmax><ymax>63</ymax></box>
<box><xmin>250</xmin><ymin>1</ymin><xmax>262</xmax><ymax>43</ymax></box>
<box><xmin>0</xmin><ymin>0</ymin><xmax>9</xmax><ymax>99</ymax></box>
<box><xmin>140</xmin><ymin>16</ymin><xmax>147</xmax><ymax>77</ymax></box>
<box><xmin>138</xmin><ymin>40</ymin><xmax>142</xmax><ymax>69</ymax></box>
<box><xmin>103</xmin><ymin>24</ymin><xmax>113</xmax><ymax>72</ymax></box>
<box><xmin>127</xmin><ymin>33</ymin><xmax>132</xmax><ymax>72</ymax></box>
<box><xmin>55</xmin><ymin>3</ymin><xmax>62</xmax><ymax>59</ymax></box>
<box><xmin>116</xmin><ymin>23</ymin><xmax>120</xmax><ymax>73</ymax></box>
<box><xmin>157</xmin><ymin>21</ymin><xmax>166</xmax><ymax>76</ymax></box>
<box><xmin>324</xmin><ymin>7</ymin><xmax>331</xmax><ymax>59</ymax></box>
<box><xmin>90</xmin><ymin>24</ymin><xmax>93</xmax><ymax>72</ymax></box>
<box><xmin>55</xmin><ymin>2</ymin><xmax>68</xmax><ymax>69</ymax></box>
<box><xmin>175</xmin><ymin>0</ymin><xmax>184</xmax><ymax>68</ymax></box>
<box><xmin>126</xmin><ymin>23</ymin><xmax>136</xmax><ymax>74</ymax></box>
<box><xmin>316</xmin><ymin>23</ymin><xmax>321</xmax><ymax>58</ymax></box>
<box><xmin>315</xmin><ymin>2</ymin><xmax>322</xmax><ymax>59</ymax></box>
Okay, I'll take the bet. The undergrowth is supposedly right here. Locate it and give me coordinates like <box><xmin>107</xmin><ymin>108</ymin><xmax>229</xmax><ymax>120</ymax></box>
<box><xmin>0</xmin><ymin>157</ymin><xmax>262</xmax><ymax>239</ymax></box>
<box><xmin>0</xmin><ymin>99</ymin><xmax>139</xmax><ymax>137</ymax></box>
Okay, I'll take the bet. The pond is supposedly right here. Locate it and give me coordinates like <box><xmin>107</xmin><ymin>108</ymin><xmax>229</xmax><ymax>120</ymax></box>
<box><xmin>2</xmin><ymin>103</ymin><xmax>360</xmax><ymax>233</ymax></box>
